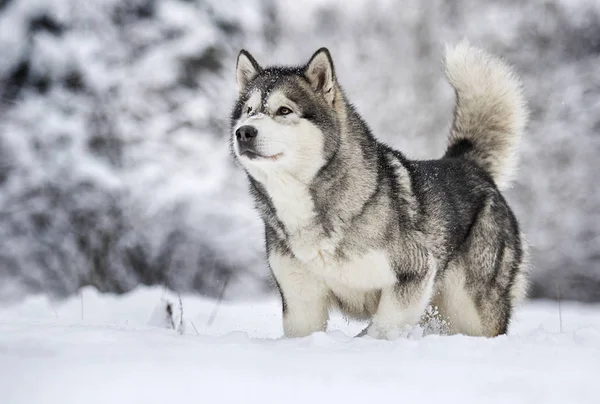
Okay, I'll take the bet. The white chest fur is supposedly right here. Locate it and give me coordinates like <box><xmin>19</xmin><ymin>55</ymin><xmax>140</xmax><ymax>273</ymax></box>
<box><xmin>263</xmin><ymin>173</ymin><xmax>340</xmax><ymax>263</ymax></box>
<box><xmin>262</xmin><ymin>174</ymin><xmax>395</xmax><ymax>291</ymax></box>
<box><xmin>264</xmin><ymin>173</ymin><xmax>316</xmax><ymax>234</ymax></box>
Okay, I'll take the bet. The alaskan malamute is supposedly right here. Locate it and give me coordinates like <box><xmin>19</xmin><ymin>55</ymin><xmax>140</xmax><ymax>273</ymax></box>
<box><xmin>230</xmin><ymin>42</ymin><xmax>529</xmax><ymax>339</ymax></box>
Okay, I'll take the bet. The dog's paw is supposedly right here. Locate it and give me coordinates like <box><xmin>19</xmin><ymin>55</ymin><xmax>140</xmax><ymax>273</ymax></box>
<box><xmin>366</xmin><ymin>323</ymin><xmax>398</xmax><ymax>340</ymax></box>
<box><xmin>366</xmin><ymin>322</ymin><xmax>423</xmax><ymax>341</ymax></box>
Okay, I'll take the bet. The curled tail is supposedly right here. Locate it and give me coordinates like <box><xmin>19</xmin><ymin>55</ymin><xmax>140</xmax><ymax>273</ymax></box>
<box><xmin>443</xmin><ymin>42</ymin><xmax>528</xmax><ymax>190</ymax></box>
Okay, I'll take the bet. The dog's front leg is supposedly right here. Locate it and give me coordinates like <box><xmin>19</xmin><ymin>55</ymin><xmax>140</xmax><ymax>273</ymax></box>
<box><xmin>269</xmin><ymin>252</ymin><xmax>329</xmax><ymax>338</ymax></box>
<box><xmin>367</xmin><ymin>267</ymin><xmax>436</xmax><ymax>340</ymax></box>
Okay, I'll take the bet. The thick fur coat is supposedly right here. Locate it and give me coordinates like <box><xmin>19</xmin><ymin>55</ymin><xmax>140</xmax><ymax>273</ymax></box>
<box><xmin>230</xmin><ymin>42</ymin><xmax>529</xmax><ymax>339</ymax></box>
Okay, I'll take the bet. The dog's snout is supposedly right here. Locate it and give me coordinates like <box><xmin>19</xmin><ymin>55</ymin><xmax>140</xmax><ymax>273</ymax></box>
<box><xmin>235</xmin><ymin>125</ymin><xmax>258</xmax><ymax>142</ymax></box>
<box><xmin>235</xmin><ymin>125</ymin><xmax>260</xmax><ymax>158</ymax></box>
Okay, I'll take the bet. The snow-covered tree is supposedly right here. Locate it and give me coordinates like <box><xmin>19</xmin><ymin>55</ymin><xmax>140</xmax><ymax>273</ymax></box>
<box><xmin>0</xmin><ymin>0</ymin><xmax>598</xmax><ymax>301</ymax></box>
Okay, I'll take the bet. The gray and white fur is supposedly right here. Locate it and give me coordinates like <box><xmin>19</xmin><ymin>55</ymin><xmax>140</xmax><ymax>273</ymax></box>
<box><xmin>230</xmin><ymin>42</ymin><xmax>529</xmax><ymax>339</ymax></box>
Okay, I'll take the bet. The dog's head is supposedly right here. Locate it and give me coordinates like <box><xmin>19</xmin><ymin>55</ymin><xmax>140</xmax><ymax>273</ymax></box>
<box><xmin>230</xmin><ymin>48</ymin><xmax>342</xmax><ymax>183</ymax></box>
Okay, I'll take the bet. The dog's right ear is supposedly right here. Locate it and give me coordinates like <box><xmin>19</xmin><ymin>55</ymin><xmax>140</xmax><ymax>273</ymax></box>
<box><xmin>236</xmin><ymin>50</ymin><xmax>261</xmax><ymax>94</ymax></box>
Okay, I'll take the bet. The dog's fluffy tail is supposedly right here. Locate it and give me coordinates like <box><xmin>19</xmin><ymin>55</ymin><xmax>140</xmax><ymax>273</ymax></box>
<box><xmin>443</xmin><ymin>41</ymin><xmax>528</xmax><ymax>190</ymax></box>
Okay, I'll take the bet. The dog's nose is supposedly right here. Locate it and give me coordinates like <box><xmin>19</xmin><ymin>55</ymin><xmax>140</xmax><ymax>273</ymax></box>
<box><xmin>235</xmin><ymin>125</ymin><xmax>258</xmax><ymax>142</ymax></box>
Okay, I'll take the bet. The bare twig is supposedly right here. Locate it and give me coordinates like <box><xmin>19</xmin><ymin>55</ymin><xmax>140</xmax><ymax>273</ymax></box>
<box><xmin>190</xmin><ymin>321</ymin><xmax>200</xmax><ymax>336</ymax></box>
<box><xmin>207</xmin><ymin>273</ymin><xmax>231</xmax><ymax>327</ymax></box>
<box><xmin>177</xmin><ymin>292</ymin><xmax>184</xmax><ymax>335</ymax></box>
<box><xmin>165</xmin><ymin>301</ymin><xmax>176</xmax><ymax>330</ymax></box>
<box><xmin>79</xmin><ymin>290</ymin><xmax>84</xmax><ymax>321</ymax></box>
<box><xmin>556</xmin><ymin>282</ymin><xmax>563</xmax><ymax>333</ymax></box>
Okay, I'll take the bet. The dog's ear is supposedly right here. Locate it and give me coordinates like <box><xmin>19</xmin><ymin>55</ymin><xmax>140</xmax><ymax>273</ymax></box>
<box><xmin>305</xmin><ymin>48</ymin><xmax>336</xmax><ymax>104</ymax></box>
<box><xmin>236</xmin><ymin>50</ymin><xmax>261</xmax><ymax>94</ymax></box>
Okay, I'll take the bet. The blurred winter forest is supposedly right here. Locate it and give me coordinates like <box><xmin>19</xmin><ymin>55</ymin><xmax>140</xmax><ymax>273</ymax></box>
<box><xmin>0</xmin><ymin>0</ymin><xmax>598</xmax><ymax>302</ymax></box>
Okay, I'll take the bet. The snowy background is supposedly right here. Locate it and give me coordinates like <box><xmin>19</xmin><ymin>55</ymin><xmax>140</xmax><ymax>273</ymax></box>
<box><xmin>0</xmin><ymin>0</ymin><xmax>599</xmax><ymax>302</ymax></box>
<box><xmin>1</xmin><ymin>2</ymin><xmax>599</xmax><ymax>403</ymax></box>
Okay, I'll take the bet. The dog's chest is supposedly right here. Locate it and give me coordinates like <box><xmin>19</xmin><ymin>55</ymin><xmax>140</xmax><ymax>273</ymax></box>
<box><xmin>263</xmin><ymin>173</ymin><xmax>396</xmax><ymax>290</ymax></box>
<box><xmin>264</xmin><ymin>174</ymin><xmax>317</xmax><ymax>233</ymax></box>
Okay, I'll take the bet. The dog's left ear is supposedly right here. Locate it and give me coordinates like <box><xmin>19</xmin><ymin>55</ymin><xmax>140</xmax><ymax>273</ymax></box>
<box><xmin>305</xmin><ymin>48</ymin><xmax>336</xmax><ymax>104</ymax></box>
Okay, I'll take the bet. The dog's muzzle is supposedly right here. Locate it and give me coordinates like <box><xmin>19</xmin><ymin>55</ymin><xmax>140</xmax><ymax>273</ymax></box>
<box><xmin>235</xmin><ymin>125</ymin><xmax>259</xmax><ymax>158</ymax></box>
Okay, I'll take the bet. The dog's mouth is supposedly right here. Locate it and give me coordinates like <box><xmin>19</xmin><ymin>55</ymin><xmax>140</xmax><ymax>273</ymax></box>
<box><xmin>240</xmin><ymin>150</ymin><xmax>283</xmax><ymax>161</ymax></box>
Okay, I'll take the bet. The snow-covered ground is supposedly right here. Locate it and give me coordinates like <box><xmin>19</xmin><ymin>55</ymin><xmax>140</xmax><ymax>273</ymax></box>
<box><xmin>1</xmin><ymin>287</ymin><xmax>599</xmax><ymax>404</ymax></box>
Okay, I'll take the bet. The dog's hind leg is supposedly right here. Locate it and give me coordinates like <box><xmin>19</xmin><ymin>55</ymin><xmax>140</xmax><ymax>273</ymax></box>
<box><xmin>436</xmin><ymin>255</ymin><xmax>516</xmax><ymax>337</ymax></box>
<box><xmin>434</xmin><ymin>203</ymin><xmax>525</xmax><ymax>337</ymax></box>
<box><xmin>431</xmin><ymin>262</ymin><xmax>484</xmax><ymax>336</ymax></box>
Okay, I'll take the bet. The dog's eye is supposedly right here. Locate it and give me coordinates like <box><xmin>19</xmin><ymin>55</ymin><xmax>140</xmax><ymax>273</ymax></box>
<box><xmin>276</xmin><ymin>107</ymin><xmax>292</xmax><ymax>116</ymax></box>
<box><xmin>246</xmin><ymin>106</ymin><xmax>252</xmax><ymax>114</ymax></box>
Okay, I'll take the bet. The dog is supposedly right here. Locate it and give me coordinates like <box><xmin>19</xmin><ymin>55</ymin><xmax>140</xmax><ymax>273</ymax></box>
<box><xmin>229</xmin><ymin>42</ymin><xmax>529</xmax><ymax>339</ymax></box>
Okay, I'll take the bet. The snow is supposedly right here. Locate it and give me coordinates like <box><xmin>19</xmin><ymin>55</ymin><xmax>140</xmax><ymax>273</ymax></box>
<box><xmin>2</xmin><ymin>287</ymin><xmax>599</xmax><ymax>404</ymax></box>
